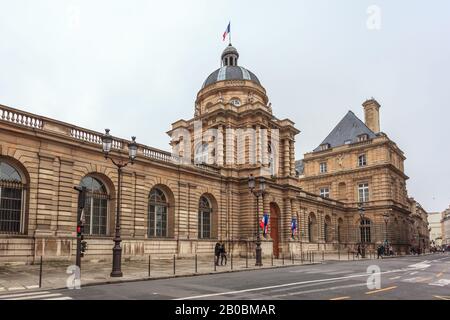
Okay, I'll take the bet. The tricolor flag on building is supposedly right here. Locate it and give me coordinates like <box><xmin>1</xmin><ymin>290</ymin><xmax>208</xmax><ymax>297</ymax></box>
<box><xmin>260</xmin><ymin>213</ymin><xmax>269</xmax><ymax>237</ymax></box>
<box><xmin>291</xmin><ymin>218</ymin><xmax>297</xmax><ymax>239</ymax></box>
<box><xmin>223</xmin><ymin>22</ymin><xmax>231</xmax><ymax>42</ymax></box>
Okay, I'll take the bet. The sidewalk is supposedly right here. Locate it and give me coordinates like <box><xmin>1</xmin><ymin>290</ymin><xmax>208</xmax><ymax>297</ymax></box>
<box><xmin>0</xmin><ymin>255</ymin><xmax>318</xmax><ymax>292</ymax></box>
<box><xmin>0</xmin><ymin>250</ymin><xmax>387</xmax><ymax>293</ymax></box>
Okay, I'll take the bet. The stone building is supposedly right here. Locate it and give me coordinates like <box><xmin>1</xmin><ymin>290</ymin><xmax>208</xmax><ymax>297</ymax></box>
<box><xmin>428</xmin><ymin>212</ymin><xmax>443</xmax><ymax>247</ymax></box>
<box><xmin>442</xmin><ymin>207</ymin><xmax>450</xmax><ymax>245</ymax></box>
<box><xmin>0</xmin><ymin>44</ymin><xmax>428</xmax><ymax>264</ymax></box>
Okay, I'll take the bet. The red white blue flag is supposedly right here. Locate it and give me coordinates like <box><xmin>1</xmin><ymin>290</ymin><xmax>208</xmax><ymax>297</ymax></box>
<box><xmin>260</xmin><ymin>213</ymin><xmax>269</xmax><ymax>237</ymax></box>
<box><xmin>223</xmin><ymin>22</ymin><xmax>231</xmax><ymax>41</ymax></box>
<box><xmin>291</xmin><ymin>218</ymin><xmax>297</xmax><ymax>238</ymax></box>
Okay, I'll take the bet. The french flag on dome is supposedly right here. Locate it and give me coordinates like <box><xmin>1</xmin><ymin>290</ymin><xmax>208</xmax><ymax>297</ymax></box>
<box><xmin>223</xmin><ymin>22</ymin><xmax>231</xmax><ymax>41</ymax></box>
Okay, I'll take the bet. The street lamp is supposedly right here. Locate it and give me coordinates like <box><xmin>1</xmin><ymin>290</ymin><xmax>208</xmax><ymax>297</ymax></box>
<box><xmin>248</xmin><ymin>174</ymin><xmax>266</xmax><ymax>266</ymax></box>
<box><xmin>102</xmin><ymin>129</ymin><xmax>138</xmax><ymax>277</ymax></box>
<box><xmin>382</xmin><ymin>209</ymin><xmax>391</xmax><ymax>254</ymax></box>
<box><xmin>358</xmin><ymin>203</ymin><xmax>366</xmax><ymax>258</ymax></box>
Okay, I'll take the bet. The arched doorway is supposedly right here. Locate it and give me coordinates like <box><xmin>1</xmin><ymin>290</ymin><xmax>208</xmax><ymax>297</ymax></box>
<box><xmin>270</xmin><ymin>202</ymin><xmax>280</xmax><ymax>258</ymax></box>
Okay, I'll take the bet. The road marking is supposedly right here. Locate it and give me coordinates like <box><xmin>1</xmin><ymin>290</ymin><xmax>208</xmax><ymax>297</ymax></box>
<box><xmin>0</xmin><ymin>287</ymin><xmax>5</xmax><ymax>292</ymax></box>
<box><xmin>325</xmin><ymin>270</ymin><xmax>354</xmax><ymax>275</ymax></box>
<box><xmin>0</xmin><ymin>291</ymin><xmax>51</xmax><ymax>299</ymax></box>
<box><xmin>365</xmin><ymin>286</ymin><xmax>397</xmax><ymax>295</ymax></box>
<box><xmin>330</xmin><ymin>296</ymin><xmax>351</xmax><ymax>300</ymax></box>
<box><xmin>25</xmin><ymin>285</ymin><xmax>39</xmax><ymax>289</ymax></box>
<box><xmin>175</xmin><ymin>267</ymin><xmax>418</xmax><ymax>300</ymax></box>
<box><xmin>389</xmin><ymin>276</ymin><xmax>401</xmax><ymax>280</ymax></box>
<box><xmin>272</xmin><ymin>283</ymin><xmax>367</xmax><ymax>298</ymax></box>
<box><xmin>8</xmin><ymin>293</ymin><xmax>63</xmax><ymax>300</ymax></box>
<box><xmin>0</xmin><ymin>290</ymin><xmax>72</xmax><ymax>300</ymax></box>
<box><xmin>409</xmin><ymin>271</ymin><xmax>418</xmax><ymax>275</ymax></box>
<box><xmin>45</xmin><ymin>296</ymin><xmax>73</xmax><ymax>300</ymax></box>
<box><xmin>436</xmin><ymin>272</ymin><xmax>443</xmax><ymax>278</ymax></box>
<box><xmin>434</xmin><ymin>295</ymin><xmax>450</xmax><ymax>300</ymax></box>
<box><xmin>429</xmin><ymin>279</ymin><xmax>450</xmax><ymax>287</ymax></box>
<box><xmin>8</xmin><ymin>286</ymin><xmax>25</xmax><ymax>291</ymax></box>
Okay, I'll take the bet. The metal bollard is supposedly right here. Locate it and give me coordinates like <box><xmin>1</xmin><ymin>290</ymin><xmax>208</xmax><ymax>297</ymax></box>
<box><xmin>322</xmin><ymin>251</ymin><xmax>325</xmax><ymax>261</ymax></box>
<box><xmin>271</xmin><ymin>254</ymin><xmax>274</xmax><ymax>266</ymax></box>
<box><xmin>39</xmin><ymin>256</ymin><xmax>43</xmax><ymax>288</ymax></box>
<box><xmin>282</xmin><ymin>253</ymin><xmax>285</xmax><ymax>265</ymax></box>
<box><xmin>173</xmin><ymin>255</ymin><xmax>176</xmax><ymax>275</ymax></box>
<box><xmin>231</xmin><ymin>254</ymin><xmax>233</xmax><ymax>270</ymax></box>
<box><xmin>195</xmin><ymin>254</ymin><xmax>198</xmax><ymax>273</ymax></box>
<box><xmin>148</xmin><ymin>255</ymin><xmax>151</xmax><ymax>277</ymax></box>
<box><xmin>338</xmin><ymin>249</ymin><xmax>341</xmax><ymax>261</ymax></box>
<box><xmin>312</xmin><ymin>252</ymin><xmax>315</xmax><ymax>263</ymax></box>
<box><xmin>214</xmin><ymin>255</ymin><xmax>217</xmax><ymax>271</ymax></box>
<box><xmin>246</xmin><ymin>252</ymin><xmax>248</xmax><ymax>268</ymax></box>
<box><xmin>348</xmin><ymin>250</ymin><xmax>350</xmax><ymax>261</ymax></box>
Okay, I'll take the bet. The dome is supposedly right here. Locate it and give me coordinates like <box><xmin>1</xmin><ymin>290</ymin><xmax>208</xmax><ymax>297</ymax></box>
<box><xmin>201</xmin><ymin>44</ymin><xmax>261</xmax><ymax>89</ymax></box>
<box><xmin>202</xmin><ymin>66</ymin><xmax>261</xmax><ymax>89</ymax></box>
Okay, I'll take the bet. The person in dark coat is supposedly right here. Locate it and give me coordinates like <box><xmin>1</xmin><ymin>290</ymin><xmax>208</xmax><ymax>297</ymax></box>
<box><xmin>356</xmin><ymin>244</ymin><xmax>362</xmax><ymax>258</ymax></box>
<box><xmin>220</xmin><ymin>243</ymin><xmax>227</xmax><ymax>266</ymax></box>
<box><xmin>214</xmin><ymin>242</ymin><xmax>221</xmax><ymax>266</ymax></box>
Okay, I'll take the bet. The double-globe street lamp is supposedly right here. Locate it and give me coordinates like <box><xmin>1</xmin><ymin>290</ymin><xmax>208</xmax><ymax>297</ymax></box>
<box><xmin>358</xmin><ymin>203</ymin><xmax>366</xmax><ymax>258</ymax></box>
<box><xmin>248</xmin><ymin>174</ymin><xmax>266</xmax><ymax>267</ymax></box>
<box><xmin>382</xmin><ymin>209</ymin><xmax>391</xmax><ymax>255</ymax></box>
<box><xmin>102</xmin><ymin>129</ymin><xmax>138</xmax><ymax>277</ymax></box>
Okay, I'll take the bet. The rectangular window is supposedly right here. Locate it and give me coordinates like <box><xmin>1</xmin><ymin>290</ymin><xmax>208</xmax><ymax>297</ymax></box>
<box><xmin>320</xmin><ymin>188</ymin><xmax>330</xmax><ymax>198</ymax></box>
<box><xmin>319</xmin><ymin>162</ymin><xmax>327</xmax><ymax>173</ymax></box>
<box><xmin>358</xmin><ymin>183</ymin><xmax>369</xmax><ymax>203</ymax></box>
<box><xmin>358</xmin><ymin>154</ymin><xmax>367</xmax><ymax>167</ymax></box>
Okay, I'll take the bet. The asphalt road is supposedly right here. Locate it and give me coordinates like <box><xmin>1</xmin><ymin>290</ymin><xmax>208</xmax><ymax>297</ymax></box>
<box><xmin>2</xmin><ymin>253</ymin><xmax>450</xmax><ymax>300</ymax></box>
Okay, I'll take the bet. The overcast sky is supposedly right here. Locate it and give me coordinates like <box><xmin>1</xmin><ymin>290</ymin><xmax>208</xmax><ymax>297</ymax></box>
<box><xmin>1</xmin><ymin>0</ymin><xmax>449</xmax><ymax>212</ymax></box>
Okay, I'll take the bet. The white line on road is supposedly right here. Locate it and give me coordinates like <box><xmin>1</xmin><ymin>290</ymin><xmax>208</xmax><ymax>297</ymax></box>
<box><xmin>389</xmin><ymin>276</ymin><xmax>401</xmax><ymax>280</ymax></box>
<box><xmin>174</xmin><ymin>267</ymin><xmax>421</xmax><ymax>300</ymax></box>
<box><xmin>0</xmin><ymin>291</ymin><xmax>51</xmax><ymax>299</ymax></box>
<box><xmin>7</xmin><ymin>286</ymin><xmax>25</xmax><ymax>291</ymax></box>
<box><xmin>271</xmin><ymin>283</ymin><xmax>367</xmax><ymax>298</ymax></box>
<box><xmin>6</xmin><ymin>293</ymin><xmax>63</xmax><ymax>300</ymax></box>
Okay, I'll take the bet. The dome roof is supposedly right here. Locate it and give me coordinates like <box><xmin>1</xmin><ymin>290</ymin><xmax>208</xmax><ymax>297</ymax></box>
<box><xmin>202</xmin><ymin>66</ymin><xmax>261</xmax><ymax>89</ymax></box>
<box><xmin>201</xmin><ymin>44</ymin><xmax>261</xmax><ymax>89</ymax></box>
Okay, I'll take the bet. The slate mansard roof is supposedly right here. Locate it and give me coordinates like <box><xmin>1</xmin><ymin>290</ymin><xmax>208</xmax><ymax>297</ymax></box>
<box><xmin>313</xmin><ymin>111</ymin><xmax>377</xmax><ymax>152</ymax></box>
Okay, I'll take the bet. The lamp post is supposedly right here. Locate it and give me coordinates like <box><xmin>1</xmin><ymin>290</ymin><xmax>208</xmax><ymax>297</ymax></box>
<box><xmin>382</xmin><ymin>210</ymin><xmax>390</xmax><ymax>255</ymax></box>
<box><xmin>358</xmin><ymin>203</ymin><xmax>366</xmax><ymax>258</ymax></box>
<box><xmin>102</xmin><ymin>129</ymin><xmax>138</xmax><ymax>277</ymax></box>
<box><xmin>248</xmin><ymin>174</ymin><xmax>266</xmax><ymax>266</ymax></box>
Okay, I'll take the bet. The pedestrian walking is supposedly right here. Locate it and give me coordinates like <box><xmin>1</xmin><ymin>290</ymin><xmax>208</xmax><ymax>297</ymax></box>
<box><xmin>377</xmin><ymin>245</ymin><xmax>382</xmax><ymax>259</ymax></box>
<box><xmin>220</xmin><ymin>243</ymin><xmax>227</xmax><ymax>266</ymax></box>
<box><xmin>356</xmin><ymin>244</ymin><xmax>362</xmax><ymax>258</ymax></box>
<box><xmin>214</xmin><ymin>242</ymin><xmax>221</xmax><ymax>266</ymax></box>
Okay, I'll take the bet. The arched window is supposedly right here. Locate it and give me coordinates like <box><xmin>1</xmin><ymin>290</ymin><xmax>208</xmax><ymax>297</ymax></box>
<box><xmin>148</xmin><ymin>188</ymin><xmax>168</xmax><ymax>237</ymax></box>
<box><xmin>80</xmin><ymin>176</ymin><xmax>109</xmax><ymax>236</ymax></box>
<box><xmin>360</xmin><ymin>218</ymin><xmax>371</xmax><ymax>243</ymax></box>
<box><xmin>308</xmin><ymin>213</ymin><xmax>317</xmax><ymax>243</ymax></box>
<box><xmin>0</xmin><ymin>161</ymin><xmax>25</xmax><ymax>234</ymax></box>
<box><xmin>194</xmin><ymin>143</ymin><xmax>209</xmax><ymax>164</ymax></box>
<box><xmin>268</xmin><ymin>143</ymin><xmax>276</xmax><ymax>176</ymax></box>
<box><xmin>198</xmin><ymin>196</ymin><xmax>211</xmax><ymax>239</ymax></box>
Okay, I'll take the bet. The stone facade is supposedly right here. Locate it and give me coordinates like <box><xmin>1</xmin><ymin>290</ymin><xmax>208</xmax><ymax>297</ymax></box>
<box><xmin>0</xmin><ymin>45</ymin><xmax>429</xmax><ymax>264</ymax></box>
<box><xmin>428</xmin><ymin>212</ymin><xmax>443</xmax><ymax>247</ymax></box>
<box><xmin>442</xmin><ymin>207</ymin><xmax>450</xmax><ymax>245</ymax></box>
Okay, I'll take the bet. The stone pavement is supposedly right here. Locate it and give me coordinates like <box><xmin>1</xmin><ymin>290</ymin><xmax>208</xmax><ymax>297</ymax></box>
<box><xmin>0</xmin><ymin>250</ymin><xmax>384</xmax><ymax>293</ymax></box>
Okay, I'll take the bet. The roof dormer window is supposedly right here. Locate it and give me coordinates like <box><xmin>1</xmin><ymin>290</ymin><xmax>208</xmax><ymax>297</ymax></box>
<box><xmin>358</xmin><ymin>134</ymin><xmax>369</xmax><ymax>142</ymax></box>
<box><xmin>320</xmin><ymin>143</ymin><xmax>330</xmax><ymax>151</ymax></box>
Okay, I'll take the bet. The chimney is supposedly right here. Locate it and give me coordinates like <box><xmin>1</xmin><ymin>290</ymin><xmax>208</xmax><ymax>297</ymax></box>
<box><xmin>362</xmin><ymin>98</ymin><xmax>381</xmax><ymax>133</ymax></box>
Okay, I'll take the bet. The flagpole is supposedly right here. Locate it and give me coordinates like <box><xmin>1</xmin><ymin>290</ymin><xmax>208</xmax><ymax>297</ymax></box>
<box><xmin>229</xmin><ymin>21</ymin><xmax>231</xmax><ymax>45</ymax></box>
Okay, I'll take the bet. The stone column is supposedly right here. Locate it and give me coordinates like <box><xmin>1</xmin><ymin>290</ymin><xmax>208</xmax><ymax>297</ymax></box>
<box><xmin>56</xmin><ymin>157</ymin><xmax>74</xmax><ymax>236</ymax></box>
<box><xmin>256</xmin><ymin>125</ymin><xmax>261</xmax><ymax>164</ymax></box>
<box><xmin>283</xmin><ymin>198</ymin><xmax>293</xmax><ymax>245</ymax></box>
<box><xmin>35</xmin><ymin>153</ymin><xmax>56</xmax><ymax>235</ymax></box>
<box><xmin>290</xmin><ymin>140</ymin><xmax>296</xmax><ymax>176</ymax></box>
<box><xmin>283</xmin><ymin>139</ymin><xmax>290</xmax><ymax>177</ymax></box>
<box><xmin>217</xmin><ymin>125</ymin><xmax>224</xmax><ymax>166</ymax></box>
